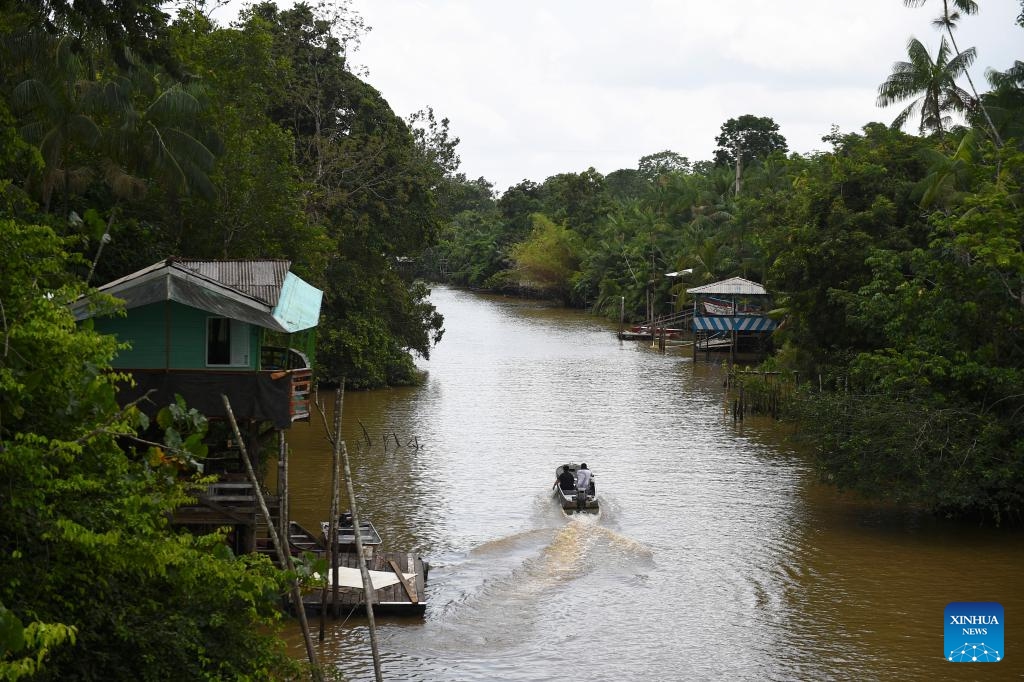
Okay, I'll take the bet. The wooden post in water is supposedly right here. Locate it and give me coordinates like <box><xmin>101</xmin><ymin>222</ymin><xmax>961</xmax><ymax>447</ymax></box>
<box><xmin>318</xmin><ymin>384</ymin><xmax>384</xmax><ymax>682</ymax></box>
<box><xmin>328</xmin><ymin>389</ymin><xmax>343</xmax><ymax>620</ymax></box>
<box><xmin>339</xmin><ymin>399</ymin><xmax>384</xmax><ymax>682</ymax></box>
<box><xmin>618</xmin><ymin>296</ymin><xmax>624</xmax><ymax>338</ymax></box>
<box><xmin>221</xmin><ymin>395</ymin><xmax>323</xmax><ymax>682</ymax></box>
<box><xmin>277</xmin><ymin>431</ymin><xmax>288</xmax><ymax>555</ymax></box>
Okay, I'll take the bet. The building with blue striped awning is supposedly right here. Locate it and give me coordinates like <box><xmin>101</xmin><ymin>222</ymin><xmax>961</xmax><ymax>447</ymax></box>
<box><xmin>692</xmin><ymin>315</ymin><xmax>777</xmax><ymax>332</ymax></box>
<box><xmin>686</xmin><ymin>277</ymin><xmax>776</xmax><ymax>361</ymax></box>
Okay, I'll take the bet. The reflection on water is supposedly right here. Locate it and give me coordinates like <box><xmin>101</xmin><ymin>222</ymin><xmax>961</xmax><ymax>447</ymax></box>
<box><xmin>282</xmin><ymin>287</ymin><xmax>1024</xmax><ymax>681</ymax></box>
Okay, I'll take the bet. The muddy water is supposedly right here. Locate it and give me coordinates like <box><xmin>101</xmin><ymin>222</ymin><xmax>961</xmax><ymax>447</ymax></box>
<box><xmin>282</xmin><ymin>286</ymin><xmax>1022</xmax><ymax>681</ymax></box>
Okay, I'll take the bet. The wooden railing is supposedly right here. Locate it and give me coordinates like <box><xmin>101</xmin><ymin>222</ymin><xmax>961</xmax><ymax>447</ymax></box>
<box><xmin>173</xmin><ymin>480</ymin><xmax>279</xmax><ymax>526</ymax></box>
<box><xmin>261</xmin><ymin>346</ymin><xmax>313</xmax><ymax>422</ymax></box>
<box><xmin>289</xmin><ymin>368</ymin><xmax>312</xmax><ymax>422</ymax></box>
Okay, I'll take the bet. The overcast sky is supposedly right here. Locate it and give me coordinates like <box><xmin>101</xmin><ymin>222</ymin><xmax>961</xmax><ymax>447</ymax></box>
<box><xmin>216</xmin><ymin>1</ymin><xmax>1022</xmax><ymax>194</ymax></box>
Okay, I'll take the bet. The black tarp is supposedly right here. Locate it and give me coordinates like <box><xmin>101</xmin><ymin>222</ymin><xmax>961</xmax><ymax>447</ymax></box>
<box><xmin>117</xmin><ymin>370</ymin><xmax>292</xmax><ymax>428</ymax></box>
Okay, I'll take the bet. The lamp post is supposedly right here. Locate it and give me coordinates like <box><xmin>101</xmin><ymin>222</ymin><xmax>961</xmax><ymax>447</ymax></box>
<box><xmin>664</xmin><ymin>268</ymin><xmax>694</xmax><ymax>311</ymax></box>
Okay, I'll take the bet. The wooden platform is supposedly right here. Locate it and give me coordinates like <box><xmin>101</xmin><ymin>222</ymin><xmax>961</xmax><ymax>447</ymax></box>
<box><xmin>172</xmin><ymin>481</ymin><xmax>279</xmax><ymax>525</ymax></box>
<box><xmin>298</xmin><ymin>551</ymin><xmax>428</xmax><ymax>617</ymax></box>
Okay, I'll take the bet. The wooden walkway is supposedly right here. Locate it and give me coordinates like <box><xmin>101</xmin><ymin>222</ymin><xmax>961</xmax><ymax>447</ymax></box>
<box><xmin>299</xmin><ymin>551</ymin><xmax>428</xmax><ymax>617</ymax></box>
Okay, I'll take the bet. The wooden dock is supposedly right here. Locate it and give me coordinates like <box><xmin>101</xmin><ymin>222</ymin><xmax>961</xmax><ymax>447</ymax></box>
<box><xmin>298</xmin><ymin>551</ymin><xmax>428</xmax><ymax>617</ymax></box>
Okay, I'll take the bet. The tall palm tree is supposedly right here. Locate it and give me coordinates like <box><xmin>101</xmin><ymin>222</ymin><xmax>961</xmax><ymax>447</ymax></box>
<box><xmin>983</xmin><ymin>60</ymin><xmax>1024</xmax><ymax>143</ymax></box>
<box><xmin>903</xmin><ymin>0</ymin><xmax>1003</xmax><ymax>146</ymax></box>
<box><xmin>6</xmin><ymin>32</ymin><xmax>216</xmax><ymax>213</ymax></box>
<box><xmin>876</xmin><ymin>35</ymin><xmax>975</xmax><ymax>138</ymax></box>
<box><xmin>97</xmin><ymin>62</ymin><xmax>217</xmax><ymax>202</ymax></box>
<box><xmin>916</xmin><ymin>128</ymin><xmax>978</xmax><ymax>212</ymax></box>
<box><xmin>8</xmin><ymin>32</ymin><xmax>103</xmax><ymax>215</ymax></box>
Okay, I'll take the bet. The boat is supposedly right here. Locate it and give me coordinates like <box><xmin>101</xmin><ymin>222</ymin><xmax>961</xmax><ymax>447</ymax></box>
<box><xmin>320</xmin><ymin>513</ymin><xmax>383</xmax><ymax>560</ymax></box>
<box><xmin>621</xmin><ymin>324</ymin><xmax>687</xmax><ymax>340</ymax></box>
<box><xmin>288</xmin><ymin>521</ymin><xmax>325</xmax><ymax>557</ymax></box>
<box><xmin>552</xmin><ymin>463</ymin><xmax>598</xmax><ymax>512</ymax></box>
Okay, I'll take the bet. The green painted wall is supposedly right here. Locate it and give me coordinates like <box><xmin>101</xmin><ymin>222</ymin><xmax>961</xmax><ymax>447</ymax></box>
<box><xmin>94</xmin><ymin>301</ymin><xmax>259</xmax><ymax>370</ymax></box>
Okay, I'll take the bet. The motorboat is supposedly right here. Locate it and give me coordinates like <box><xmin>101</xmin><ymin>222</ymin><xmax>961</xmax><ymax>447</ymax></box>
<box><xmin>288</xmin><ymin>521</ymin><xmax>325</xmax><ymax>557</ymax></box>
<box><xmin>320</xmin><ymin>512</ymin><xmax>383</xmax><ymax>560</ymax></box>
<box><xmin>552</xmin><ymin>463</ymin><xmax>598</xmax><ymax>512</ymax></box>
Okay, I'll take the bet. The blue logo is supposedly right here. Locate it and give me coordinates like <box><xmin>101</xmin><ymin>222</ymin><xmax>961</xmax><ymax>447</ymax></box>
<box><xmin>945</xmin><ymin>602</ymin><xmax>1003</xmax><ymax>662</ymax></box>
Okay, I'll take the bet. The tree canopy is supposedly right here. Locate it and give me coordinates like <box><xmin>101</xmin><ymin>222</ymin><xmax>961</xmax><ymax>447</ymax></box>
<box><xmin>418</xmin><ymin>3</ymin><xmax>1023</xmax><ymax>523</ymax></box>
<box><xmin>0</xmin><ymin>219</ymin><xmax>297</xmax><ymax>679</ymax></box>
<box><xmin>713</xmin><ymin>114</ymin><xmax>788</xmax><ymax>168</ymax></box>
<box><xmin>877</xmin><ymin>36</ymin><xmax>975</xmax><ymax>136</ymax></box>
<box><xmin>0</xmin><ymin>2</ymin><xmax>1023</xmax><ymax>677</ymax></box>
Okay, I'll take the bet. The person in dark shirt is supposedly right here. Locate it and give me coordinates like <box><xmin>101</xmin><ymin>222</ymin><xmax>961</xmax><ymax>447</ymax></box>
<box><xmin>557</xmin><ymin>466</ymin><xmax>576</xmax><ymax>491</ymax></box>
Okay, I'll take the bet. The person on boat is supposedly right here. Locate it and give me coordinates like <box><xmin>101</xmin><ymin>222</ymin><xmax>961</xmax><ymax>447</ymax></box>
<box><xmin>575</xmin><ymin>463</ymin><xmax>592</xmax><ymax>509</ymax></box>
<box><xmin>339</xmin><ymin>510</ymin><xmax>353</xmax><ymax>527</ymax></box>
<box><xmin>557</xmin><ymin>466</ymin><xmax>576</xmax><ymax>491</ymax></box>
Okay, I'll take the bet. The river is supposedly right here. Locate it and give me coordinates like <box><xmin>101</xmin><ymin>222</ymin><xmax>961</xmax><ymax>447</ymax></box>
<box><xmin>282</xmin><ymin>286</ymin><xmax>1022</xmax><ymax>681</ymax></box>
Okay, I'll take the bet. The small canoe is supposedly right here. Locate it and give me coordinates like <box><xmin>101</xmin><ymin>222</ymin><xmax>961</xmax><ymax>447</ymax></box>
<box><xmin>288</xmin><ymin>521</ymin><xmax>325</xmax><ymax>557</ymax></box>
<box><xmin>553</xmin><ymin>463</ymin><xmax>598</xmax><ymax>512</ymax></box>
<box><xmin>320</xmin><ymin>516</ymin><xmax>383</xmax><ymax>560</ymax></box>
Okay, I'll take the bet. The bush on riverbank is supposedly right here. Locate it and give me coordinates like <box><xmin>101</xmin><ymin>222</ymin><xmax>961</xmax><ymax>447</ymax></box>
<box><xmin>788</xmin><ymin>389</ymin><xmax>1023</xmax><ymax>526</ymax></box>
<box><xmin>0</xmin><ymin>220</ymin><xmax>298</xmax><ymax>679</ymax></box>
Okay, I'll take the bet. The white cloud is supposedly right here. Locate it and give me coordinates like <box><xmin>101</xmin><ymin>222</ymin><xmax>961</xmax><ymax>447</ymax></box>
<box><xmin>215</xmin><ymin>0</ymin><xmax>1023</xmax><ymax>193</ymax></box>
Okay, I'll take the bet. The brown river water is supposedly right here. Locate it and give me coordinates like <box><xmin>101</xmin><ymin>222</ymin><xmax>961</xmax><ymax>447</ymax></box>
<box><xmin>281</xmin><ymin>286</ymin><xmax>1023</xmax><ymax>681</ymax></box>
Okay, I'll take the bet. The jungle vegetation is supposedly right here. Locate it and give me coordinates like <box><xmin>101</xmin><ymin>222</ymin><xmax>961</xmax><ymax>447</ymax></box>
<box><xmin>1</xmin><ymin>0</ymin><xmax>1022</xmax><ymax>678</ymax></box>
<box><xmin>417</xmin><ymin>3</ymin><xmax>1024</xmax><ymax>527</ymax></box>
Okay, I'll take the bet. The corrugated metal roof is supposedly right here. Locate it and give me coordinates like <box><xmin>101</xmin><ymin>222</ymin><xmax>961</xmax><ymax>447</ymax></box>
<box><xmin>686</xmin><ymin>277</ymin><xmax>768</xmax><ymax>296</ymax></box>
<box><xmin>73</xmin><ymin>258</ymin><xmax>322</xmax><ymax>333</ymax></box>
<box><xmin>174</xmin><ymin>259</ymin><xmax>290</xmax><ymax>307</ymax></box>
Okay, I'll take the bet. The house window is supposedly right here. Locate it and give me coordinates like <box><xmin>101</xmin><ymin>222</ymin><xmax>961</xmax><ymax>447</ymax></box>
<box><xmin>207</xmin><ymin>318</ymin><xmax>249</xmax><ymax>366</ymax></box>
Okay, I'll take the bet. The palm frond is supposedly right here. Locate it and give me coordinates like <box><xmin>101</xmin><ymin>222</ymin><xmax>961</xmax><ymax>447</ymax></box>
<box><xmin>66</xmin><ymin>113</ymin><xmax>102</xmax><ymax>146</ymax></box>
<box><xmin>11</xmin><ymin>78</ymin><xmax>57</xmax><ymax>113</ymax></box>
<box><xmin>890</xmin><ymin>100</ymin><xmax>921</xmax><ymax>131</ymax></box>
<box><xmin>986</xmin><ymin>60</ymin><xmax>1024</xmax><ymax>89</ymax></box>
<box><xmin>146</xmin><ymin>83</ymin><xmax>205</xmax><ymax>121</ymax></box>
<box><xmin>905</xmin><ymin>37</ymin><xmax>933</xmax><ymax>66</ymax></box>
<box><xmin>946</xmin><ymin>45</ymin><xmax>976</xmax><ymax>76</ymax></box>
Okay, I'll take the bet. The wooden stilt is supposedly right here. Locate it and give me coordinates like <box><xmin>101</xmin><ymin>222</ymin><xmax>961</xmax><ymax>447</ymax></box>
<box><xmin>317</xmin><ymin>384</ymin><xmax>384</xmax><ymax>682</ymax></box>
<box><xmin>221</xmin><ymin>395</ymin><xmax>323</xmax><ymax>682</ymax></box>
<box><xmin>337</xmin><ymin>393</ymin><xmax>382</xmax><ymax>679</ymax></box>
<box><xmin>277</xmin><ymin>431</ymin><xmax>288</xmax><ymax>552</ymax></box>
<box><xmin>328</xmin><ymin>390</ymin><xmax>343</xmax><ymax>620</ymax></box>
<box><xmin>618</xmin><ymin>296</ymin><xmax>624</xmax><ymax>338</ymax></box>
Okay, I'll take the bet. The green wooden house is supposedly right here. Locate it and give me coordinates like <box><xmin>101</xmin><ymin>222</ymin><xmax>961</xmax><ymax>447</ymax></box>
<box><xmin>73</xmin><ymin>257</ymin><xmax>323</xmax><ymax>427</ymax></box>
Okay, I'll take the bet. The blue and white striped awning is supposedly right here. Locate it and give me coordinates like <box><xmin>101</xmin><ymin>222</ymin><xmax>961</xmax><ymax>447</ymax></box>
<box><xmin>692</xmin><ymin>316</ymin><xmax>777</xmax><ymax>332</ymax></box>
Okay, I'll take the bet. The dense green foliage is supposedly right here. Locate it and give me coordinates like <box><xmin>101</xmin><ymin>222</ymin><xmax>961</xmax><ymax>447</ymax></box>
<box><xmin>0</xmin><ymin>220</ymin><xmax>297</xmax><ymax>679</ymax></box>
<box><xmin>0</xmin><ymin>1</ymin><xmax>456</xmax><ymax>677</ymax></box>
<box><xmin>421</xmin><ymin>11</ymin><xmax>1023</xmax><ymax>523</ymax></box>
<box><xmin>0</xmin><ymin>0</ymin><xmax>447</xmax><ymax>389</ymax></box>
<box><xmin>713</xmin><ymin>114</ymin><xmax>789</xmax><ymax>167</ymax></box>
<box><xmin>0</xmin><ymin>3</ymin><xmax>1022</xmax><ymax>677</ymax></box>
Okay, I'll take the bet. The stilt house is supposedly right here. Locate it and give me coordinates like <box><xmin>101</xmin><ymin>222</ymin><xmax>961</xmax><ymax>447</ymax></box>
<box><xmin>72</xmin><ymin>257</ymin><xmax>321</xmax><ymax>425</ymax></box>
<box><xmin>687</xmin><ymin>276</ymin><xmax>776</xmax><ymax>362</ymax></box>
<box><xmin>72</xmin><ymin>257</ymin><xmax>324</xmax><ymax>553</ymax></box>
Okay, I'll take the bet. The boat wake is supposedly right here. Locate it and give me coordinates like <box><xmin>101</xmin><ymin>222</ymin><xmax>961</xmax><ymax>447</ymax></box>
<box><xmin>467</xmin><ymin>527</ymin><xmax>554</xmax><ymax>557</ymax></box>
<box><xmin>570</xmin><ymin>513</ymin><xmax>654</xmax><ymax>561</ymax></box>
<box><xmin>380</xmin><ymin>508</ymin><xmax>658</xmax><ymax>664</ymax></box>
<box><xmin>431</xmin><ymin>513</ymin><xmax>653</xmax><ymax>631</ymax></box>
